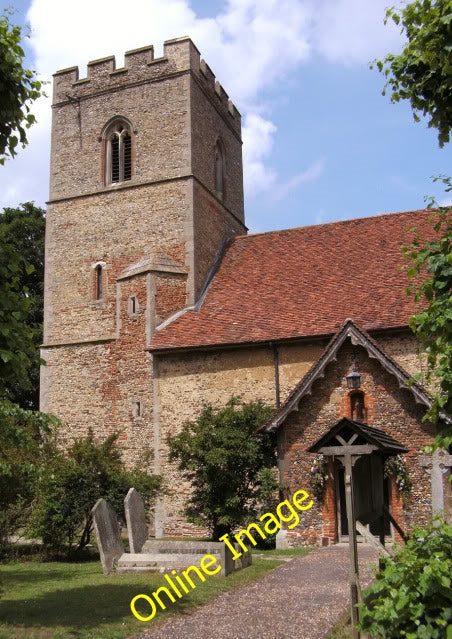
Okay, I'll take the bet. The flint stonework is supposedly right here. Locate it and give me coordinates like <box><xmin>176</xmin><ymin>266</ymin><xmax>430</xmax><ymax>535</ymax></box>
<box><xmin>125</xmin><ymin>487</ymin><xmax>148</xmax><ymax>553</ymax></box>
<box><xmin>92</xmin><ymin>498</ymin><xmax>124</xmax><ymax>574</ymax></box>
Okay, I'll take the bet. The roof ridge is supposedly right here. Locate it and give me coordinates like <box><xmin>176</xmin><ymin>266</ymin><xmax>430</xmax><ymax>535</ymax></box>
<box><xmin>232</xmin><ymin>208</ymin><xmax>434</xmax><ymax>242</ymax></box>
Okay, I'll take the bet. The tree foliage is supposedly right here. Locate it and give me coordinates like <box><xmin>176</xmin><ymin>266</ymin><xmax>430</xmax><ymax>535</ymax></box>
<box><xmin>168</xmin><ymin>398</ymin><xmax>277</xmax><ymax>540</ymax></box>
<box><xmin>0</xmin><ymin>400</ymin><xmax>57</xmax><ymax>544</ymax></box>
<box><xmin>0</xmin><ymin>10</ymin><xmax>43</xmax><ymax>163</ymax></box>
<box><xmin>0</xmin><ymin>203</ymin><xmax>45</xmax><ymax>409</ymax></box>
<box><xmin>358</xmin><ymin>521</ymin><xmax>452</xmax><ymax>638</ymax></box>
<box><xmin>28</xmin><ymin>430</ymin><xmax>161</xmax><ymax>557</ymax></box>
<box><xmin>0</xmin><ymin>226</ymin><xmax>37</xmax><ymax>401</ymax></box>
<box><xmin>375</xmin><ymin>0</ymin><xmax>452</xmax><ymax>147</ymax></box>
<box><xmin>404</xmin><ymin>200</ymin><xmax>452</xmax><ymax>445</ymax></box>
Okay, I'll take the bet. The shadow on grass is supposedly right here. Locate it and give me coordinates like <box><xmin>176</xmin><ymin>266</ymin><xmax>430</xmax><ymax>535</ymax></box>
<box><xmin>0</xmin><ymin>567</ymin><xmax>88</xmax><ymax>586</ymax></box>
<box><xmin>0</xmin><ymin>582</ymin><xmax>193</xmax><ymax>630</ymax></box>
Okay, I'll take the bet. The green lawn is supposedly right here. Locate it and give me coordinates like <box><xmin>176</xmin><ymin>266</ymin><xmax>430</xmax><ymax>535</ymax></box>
<box><xmin>325</xmin><ymin>609</ymin><xmax>352</xmax><ymax>639</ymax></box>
<box><xmin>0</xmin><ymin>554</ymin><xmax>284</xmax><ymax>639</ymax></box>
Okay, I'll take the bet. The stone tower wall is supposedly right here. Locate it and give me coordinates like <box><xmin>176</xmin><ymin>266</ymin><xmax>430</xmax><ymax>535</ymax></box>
<box><xmin>42</xmin><ymin>38</ymin><xmax>245</xmax><ymax>467</ymax></box>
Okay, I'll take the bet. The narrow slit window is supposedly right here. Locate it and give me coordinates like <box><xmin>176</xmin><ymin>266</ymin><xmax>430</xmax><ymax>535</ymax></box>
<box><xmin>350</xmin><ymin>391</ymin><xmax>366</xmax><ymax>422</ymax></box>
<box><xmin>128</xmin><ymin>295</ymin><xmax>139</xmax><ymax>318</ymax></box>
<box><xmin>132</xmin><ymin>401</ymin><xmax>142</xmax><ymax>418</ymax></box>
<box><xmin>95</xmin><ymin>264</ymin><xmax>103</xmax><ymax>300</ymax></box>
<box><xmin>215</xmin><ymin>141</ymin><xmax>224</xmax><ymax>200</ymax></box>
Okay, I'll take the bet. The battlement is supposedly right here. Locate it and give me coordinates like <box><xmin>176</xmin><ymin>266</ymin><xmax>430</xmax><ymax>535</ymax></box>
<box><xmin>53</xmin><ymin>37</ymin><xmax>240</xmax><ymax>126</ymax></box>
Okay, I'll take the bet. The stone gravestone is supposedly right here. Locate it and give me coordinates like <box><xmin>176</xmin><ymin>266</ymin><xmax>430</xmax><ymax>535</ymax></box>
<box><xmin>91</xmin><ymin>498</ymin><xmax>125</xmax><ymax>574</ymax></box>
<box><xmin>420</xmin><ymin>448</ymin><xmax>452</xmax><ymax>517</ymax></box>
<box><xmin>124</xmin><ymin>487</ymin><xmax>148</xmax><ymax>553</ymax></box>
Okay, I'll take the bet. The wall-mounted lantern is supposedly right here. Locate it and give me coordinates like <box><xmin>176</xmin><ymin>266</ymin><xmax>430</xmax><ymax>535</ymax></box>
<box><xmin>346</xmin><ymin>357</ymin><xmax>361</xmax><ymax>390</ymax></box>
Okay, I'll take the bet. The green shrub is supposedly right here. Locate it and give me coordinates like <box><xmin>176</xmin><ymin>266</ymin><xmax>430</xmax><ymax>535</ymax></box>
<box><xmin>28</xmin><ymin>430</ymin><xmax>161</xmax><ymax>557</ymax></box>
<box><xmin>168</xmin><ymin>397</ymin><xmax>277</xmax><ymax>540</ymax></box>
<box><xmin>358</xmin><ymin>520</ymin><xmax>452</xmax><ymax>638</ymax></box>
<box><xmin>0</xmin><ymin>400</ymin><xmax>57</xmax><ymax>545</ymax></box>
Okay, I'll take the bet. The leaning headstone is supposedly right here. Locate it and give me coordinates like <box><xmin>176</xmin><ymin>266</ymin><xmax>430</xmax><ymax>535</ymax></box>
<box><xmin>91</xmin><ymin>498</ymin><xmax>124</xmax><ymax>574</ymax></box>
<box><xmin>124</xmin><ymin>487</ymin><xmax>148</xmax><ymax>553</ymax></box>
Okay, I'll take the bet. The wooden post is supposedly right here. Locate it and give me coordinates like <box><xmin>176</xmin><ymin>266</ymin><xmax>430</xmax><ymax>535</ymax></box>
<box><xmin>344</xmin><ymin>453</ymin><xmax>360</xmax><ymax>639</ymax></box>
<box><xmin>378</xmin><ymin>508</ymin><xmax>386</xmax><ymax>571</ymax></box>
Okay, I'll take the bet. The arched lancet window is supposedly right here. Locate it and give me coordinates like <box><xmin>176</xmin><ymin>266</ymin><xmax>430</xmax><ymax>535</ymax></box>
<box><xmin>215</xmin><ymin>140</ymin><xmax>225</xmax><ymax>200</ymax></box>
<box><xmin>350</xmin><ymin>391</ymin><xmax>366</xmax><ymax>422</ymax></box>
<box><xmin>95</xmin><ymin>264</ymin><xmax>103</xmax><ymax>300</ymax></box>
<box><xmin>103</xmin><ymin>119</ymin><xmax>133</xmax><ymax>185</ymax></box>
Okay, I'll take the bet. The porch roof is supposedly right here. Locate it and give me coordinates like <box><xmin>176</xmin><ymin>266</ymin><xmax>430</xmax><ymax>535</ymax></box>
<box><xmin>260</xmin><ymin>318</ymin><xmax>439</xmax><ymax>433</ymax></box>
<box><xmin>307</xmin><ymin>417</ymin><xmax>408</xmax><ymax>456</ymax></box>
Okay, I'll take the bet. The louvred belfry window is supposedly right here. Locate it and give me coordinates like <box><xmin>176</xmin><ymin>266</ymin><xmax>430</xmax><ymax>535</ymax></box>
<box><xmin>105</xmin><ymin>120</ymin><xmax>133</xmax><ymax>185</ymax></box>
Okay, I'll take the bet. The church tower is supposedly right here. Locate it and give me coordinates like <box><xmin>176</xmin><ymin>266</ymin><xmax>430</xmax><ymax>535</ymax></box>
<box><xmin>41</xmin><ymin>38</ymin><xmax>245</xmax><ymax>465</ymax></box>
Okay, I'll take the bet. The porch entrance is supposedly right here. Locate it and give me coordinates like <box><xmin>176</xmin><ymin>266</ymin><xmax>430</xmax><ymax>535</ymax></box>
<box><xmin>336</xmin><ymin>460</ymin><xmax>391</xmax><ymax>539</ymax></box>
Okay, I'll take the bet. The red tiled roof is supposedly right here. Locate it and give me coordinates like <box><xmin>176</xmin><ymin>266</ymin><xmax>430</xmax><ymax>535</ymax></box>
<box><xmin>149</xmin><ymin>210</ymin><xmax>437</xmax><ymax>352</ymax></box>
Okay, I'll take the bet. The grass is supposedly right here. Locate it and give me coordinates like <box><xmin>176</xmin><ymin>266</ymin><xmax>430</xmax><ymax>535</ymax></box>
<box><xmin>0</xmin><ymin>552</ymin><xmax>285</xmax><ymax>639</ymax></box>
<box><xmin>325</xmin><ymin>609</ymin><xmax>353</xmax><ymax>639</ymax></box>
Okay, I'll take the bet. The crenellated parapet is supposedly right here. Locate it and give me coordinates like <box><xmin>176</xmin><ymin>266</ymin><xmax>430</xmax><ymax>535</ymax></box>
<box><xmin>53</xmin><ymin>37</ymin><xmax>240</xmax><ymax>128</ymax></box>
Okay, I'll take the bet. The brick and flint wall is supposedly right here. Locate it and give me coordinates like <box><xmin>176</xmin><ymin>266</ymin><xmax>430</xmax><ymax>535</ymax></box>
<box><xmin>153</xmin><ymin>331</ymin><xmax>435</xmax><ymax>541</ymax></box>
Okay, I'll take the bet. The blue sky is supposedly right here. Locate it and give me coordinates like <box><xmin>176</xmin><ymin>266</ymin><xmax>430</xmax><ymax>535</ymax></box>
<box><xmin>1</xmin><ymin>0</ymin><xmax>450</xmax><ymax>233</ymax></box>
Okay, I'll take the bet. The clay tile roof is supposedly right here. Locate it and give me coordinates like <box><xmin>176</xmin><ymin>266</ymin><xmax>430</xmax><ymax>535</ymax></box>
<box><xmin>149</xmin><ymin>209</ymin><xmax>437</xmax><ymax>352</ymax></box>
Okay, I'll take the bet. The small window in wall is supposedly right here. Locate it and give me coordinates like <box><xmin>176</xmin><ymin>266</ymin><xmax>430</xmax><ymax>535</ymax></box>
<box><xmin>350</xmin><ymin>391</ymin><xmax>367</xmax><ymax>422</ymax></box>
<box><xmin>95</xmin><ymin>264</ymin><xmax>103</xmax><ymax>300</ymax></box>
<box><xmin>128</xmin><ymin>295</ymin><xmax>139</xmax><ymax>318</ymax></box>
<box><xmin>215</xmin><ymin>140</ymin><xmax>224</xmax><ymax>200</ymax></box>
<box><xmin>104</xmin><ymin>119</ymin><xmax>133</xmax><ymax>185</ymax></box>
<box><xmin>132</xmin><ymin>400</ymin><xmax>142</xmax><ymax>418</ymax></box>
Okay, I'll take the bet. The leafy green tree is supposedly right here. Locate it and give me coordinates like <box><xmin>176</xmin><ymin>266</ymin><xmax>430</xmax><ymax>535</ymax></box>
<box><xmin>0</xmin><ymin>400</ymin><xmax>57</xmax><ymax>545</ymax></box>
<box><xmin>0</xmin><ymin>224</ymin><xmax>37</xmax><ymax>400</ymax></box>
<box><xmin>28</xmin><ymin>430</ymin><xmax>161</xmax><ymax>556</ymax></box>
<box><xmin>375</xmin><ymin>0</ymin><xmax>452</xmax><ymax>146</ymax></box>
<box><xmin>0</xmin><ymin>199</ymin><xmax>51</xmax><ymax>547</ymax></box>
<box><xmin>358</xmin><ymin>520</ymin><xmax>452</xmax><ymax>638</ymax></box>
<box><xmin>377</xmin><ymin>0</ymin><xmax>452</xmax><ymax>441</ymax></box>
<box><xmin>168</xmin><ymin>398</ymin><xmax>277</xmax><ymax>540</ymax></box>
<box><xmin>0</xmin><ymin>203</ymin><xmax>45</xmax><ymax>409</ymax></box>
<box><xmin>0</xmin><ymin>10</ymin><xmax>43</xmax><ymax>163</ymax></box>
<box><xmin>404</xmin><ymin>198</ymin><xmax>452</xmax><ymax>446</ymax></box>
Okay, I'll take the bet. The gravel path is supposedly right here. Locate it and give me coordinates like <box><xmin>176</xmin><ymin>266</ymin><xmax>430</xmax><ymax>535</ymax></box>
<box><xmin>136</xmin><ymin>544</ymin><xmax>379</xmax><ymax>639</ymax></box>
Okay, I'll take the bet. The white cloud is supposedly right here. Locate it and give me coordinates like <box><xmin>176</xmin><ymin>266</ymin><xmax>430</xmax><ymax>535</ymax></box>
<box><xmin>310</xmin><ymin>0</ymin><xmax>404</xmax><ymax>66</ymax></box>
<box><xmin>211</xmin><ymin>0</ymin><xmax>312</xmax><ymax>106</ymax></box>
<box><xmin>27</xmin><ymin>0</ymin><xmax>199</xmax><ymax>75</ymax></box>
<box><xmin>242</xmin><ymin>113</ymin><xmax>278</xmax><ymax>195</ymax></box>
<box><xmin>0</xmin><ymin>0</ymin><xmax>405</xmax><ymax>210</ymax></box>
<box><xmin>272</xmin><ymin>159</ymin><xmax>325</xmax><ymax>201</ymax></box>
